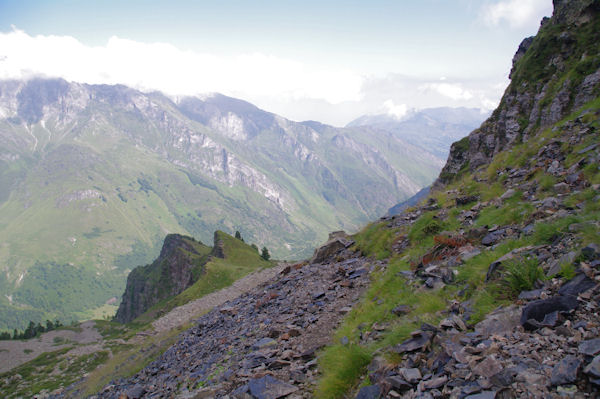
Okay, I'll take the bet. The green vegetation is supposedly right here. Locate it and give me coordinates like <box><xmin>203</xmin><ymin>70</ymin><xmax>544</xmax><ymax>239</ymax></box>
<box><xmin>353</xmin><ymin>221</ymin><xmax>398</xmax><ymax>260</ymax></box>
<box><xmin>0</xmin><ymin>79</ymin><xmax>447</xmax><ymax>330</ymax></box>
<box><xmin>316</xmin><ymin>94</ymin><xmax>600</xmax><ymax>397</ymax></box>
<box><xmin>0</xmin><ymin>347</ymin><xmax>109</xmax><ymax>398</ymax></box>
<box><xmin>501</xmin><ymin>257</ymin><xmax>545</xmax><ymax>296</ymax></box>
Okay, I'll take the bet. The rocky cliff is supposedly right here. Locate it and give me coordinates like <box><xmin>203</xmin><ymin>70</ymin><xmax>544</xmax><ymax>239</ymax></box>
<box><xmin>114</xmin><ymin>234</ymin><xmax>211</xmax><ymax>323</ymax></box>
<box><xmin>437</xmin><ymin>0</ymin><xmax>600</xmax><ymax>185</ymax></box>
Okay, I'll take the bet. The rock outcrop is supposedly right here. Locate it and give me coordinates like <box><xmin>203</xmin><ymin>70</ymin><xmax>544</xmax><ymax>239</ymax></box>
<box><xmin>114</xmin><ymin>234</ymin><xmax>210</xmax><ymax>323</ymax></box>
<box><xmin>437</xmin><ymin>0</ymin><xmax>600</xmax><ymax>186</ymax></box>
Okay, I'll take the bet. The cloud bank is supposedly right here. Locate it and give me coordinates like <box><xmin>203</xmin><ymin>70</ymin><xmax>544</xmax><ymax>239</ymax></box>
<box><xmin>0</xmin><ymin>28</ymin><xmax>507</xmax><ymax>125</ymax></box>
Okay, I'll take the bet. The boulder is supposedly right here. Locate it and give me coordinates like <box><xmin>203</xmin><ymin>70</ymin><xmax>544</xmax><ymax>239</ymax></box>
<box><xmin>520</xmin><ymin>296</ymin><xmax>578</xmax><ymax>330</ymax></box>
<box><xmin>310</xmin><ymin>234</ymin><xmax>354</xmax><ymax>264</ymax></box>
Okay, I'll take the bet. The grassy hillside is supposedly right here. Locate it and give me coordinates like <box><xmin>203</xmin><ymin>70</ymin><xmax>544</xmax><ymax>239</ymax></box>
<box><xmin>315</xmin><ymin>96</ymin><xmax>600</xmax><ymax>398</ymax></box>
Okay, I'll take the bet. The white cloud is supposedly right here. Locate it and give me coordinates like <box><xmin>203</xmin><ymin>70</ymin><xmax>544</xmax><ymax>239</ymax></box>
<box><xmin>419</xmin><ymin>82</ymin><xmax>474</xmax><ymax>101</ymax></box>
<box><xmin>0</xmin><ymin>28</ymin><xmax>363</xmax><ymax>104</ymax></box>
<box><xmin>383</xmin><ymin>100</ymin><xmax>410</xmax><ymax>120</ymax></box>
<box><xmin>480</xmin><ymin>0</ymin><xmax>552</xmax><ymax>29</ymax></box>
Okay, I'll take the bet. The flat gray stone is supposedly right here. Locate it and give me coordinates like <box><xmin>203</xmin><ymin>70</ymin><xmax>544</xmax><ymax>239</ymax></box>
<box><xmin>248</xmin><ymin>375</ymin><xmax>298</xmax><ymax>399</ymax></box>
<box><xmin>579</xmin><ymin>338</ymin><xmax>600</xmax><ymax>357</ymax></box>
<box><xmin>551</xmin><ymin>355</ymin><xmax>581</xmax><ymax>385</ymax></box>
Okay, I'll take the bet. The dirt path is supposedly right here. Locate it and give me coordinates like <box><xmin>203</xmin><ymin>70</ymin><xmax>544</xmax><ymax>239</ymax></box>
<box><xmin>151</xmin><ymin>263</ymin><xmax>288</xmax><ymax>333</ymax></box>
<box><xmin>0</xmin><ymin>321</ymin><xmax>101</xmax><ymax>373</ymax></box>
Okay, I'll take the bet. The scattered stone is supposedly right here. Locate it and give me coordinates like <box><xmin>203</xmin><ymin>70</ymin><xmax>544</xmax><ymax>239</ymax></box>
<box><xmin>253</xmin><ymin>337</ymin><xmax>277</xmax><ymax>350</ymax></box>
<box><xmin>582</xmin><ymin>243</ymin><xmax>599</xmax><ymax>261</ymax></box>
<box><xmin>558</xmin><ymin>274</ymin><xmax>596</xmax><ymax>298</ymax></box>
<box><xmin>399</xmin><ymin>368</ymin><xmax>421</xmax><ymax>383</ymax></box>
<box><xmin>247</xmin><ymin>375</ymin><xmax>298</xmax><ymax>399</ymax></box>
<box><xmin>392</xmin><ymin>305</ymin><xmax>411</xmax><ymax>316</ymax></box>
<box><xmin>456</xmin><ymin>195</ymin><xmax>480</xmax><ymax>206</ymax></box>
<box><xmin>550</xmin><ymin>355</ymin><xmax>581</xmax><ymax>386</ymax></box>
<box><xmin>500</xmin><ymin>189</ymin><xmax>516</xmax><ymax>200</ymax></box>
<box><xmin>518</xmin><ymin>288</ymin><xmax>543</xmax><ymax>300</ymax></box>
<box><xmin>125</xmin><ymin>385</ymin><xmax>146</xmax><ymax>399</ymax></box>
<box><xmin>422</xmin><ymin>375</ymin><xmax>447</xmax><ymax>389</ymax></box>
<box><xmin>553</xmin><ymin>182</ymin><xmax>570</xmax><ymax>193</ymax></box>
<box><xmin>386</xmin><ymin>376</ymin><xmax>412</xmax><ymax>391</ymax></box>
<box><xmin>584</xmin><ymin>356</ymin><xmax>600</xmax><ymax>378</ymax></box>
<box><xmin>465</xmin><ymin>392</ymin><xmax>496</xmax><ymax>399</ymax></box>
<box><xmin>393</xmin><ymin>331</ymin><xmax>433</xmax><ymax>353</ymax></box>
<box><xmin>580</xmin><ymin>339</ymin><xmax>600</xmax><ymax>357</ymax></box>
<box><xmin>354</xmin><ymin>384</ymin><xmax>381</xmax><ymax>399</ymax></box>
<box><xmin>472</xmin><ymin>357</ymin><xmax>503</xmax><ymax>378</ymax></box>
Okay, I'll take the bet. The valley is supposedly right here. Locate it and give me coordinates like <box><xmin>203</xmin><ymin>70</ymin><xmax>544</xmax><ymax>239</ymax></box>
<box><xmin>0</xmin><ymin>0</ymin><xmax>599</xmax><ymax>398</ymax></box>
<box><xmin>0</xmin><ymin>82</ymin><xmax>479</xmax><ymax>329</ymax></box>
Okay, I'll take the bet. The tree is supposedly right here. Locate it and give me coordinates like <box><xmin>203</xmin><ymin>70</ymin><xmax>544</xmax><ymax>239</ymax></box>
<box><xmin>235</xmin><ymin>231</ymin><xmax>244</xmax><ymax>242</ymax></box>
<box><xmin>251</xmin><ymin>244</ymin><xmax>258</xmax><ymax>252</ymax></box>
<box><xmin>261</xmin><ymin>246</ymin><xmax>271</xmax><ymax>261</ymax></box>
<box><xmin>46</xmin><ymin>320</ymin><xmax>55</xmax><ymax>331</ymax></box>
<box><xmin>24</xmin><ymin>321</ymin><xmax>36</xmax><ymax>339</ymax></box>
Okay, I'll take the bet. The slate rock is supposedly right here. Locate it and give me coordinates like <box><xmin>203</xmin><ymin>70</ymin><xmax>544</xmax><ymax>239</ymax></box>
<box><xmin>354</xmin><ymin>384</ymin><xmax>381</xmax><ymax>399</ymax></box>
<box><xmin>456</xmin><ymin>195</ymin><xmax>480</xmax><ymax>206</ymax></box>
<box><xmin>551</xmin><ymin>355</ymin><xmax>581</xmax><ymax>385</ymax></box>
<box><xmin>579</xmin><ymin>338</ymin><xmax>600</xmax><ymax>357</ymax></box>
<box><xmin>386</xmin><ymin>376</ymin><xmax>412</xmax><ymax>391</ymax></box>
<box><xmin>248</xmin><ymin>375</ymin><xmax>298</xmax><ymax>399</ymax></box>
<box><xmin>399</xmin><ymin>367</ymin><xmax>422</xmax><ymax>383</ymax></box>
<box><xmin>253</xmin><ymin>337</ymin><xmax>277</xmax><ymax>350</ymax></box>
<box><xmin>473</xmin><ymin>357</ymin><xmax>503</xmax><ymax>378</ymax></box>
<box><xmin>475</xmin><ymin>305</ymin><xmax>520</xmax><ymax>336</ymax></box>
<box><xmin>393</xmin><ymin>331</ymin><xmax>432</xmax><ymax>353</ymax></box>
<box><xmin>518</xmin><ymin>289</ymin><xmax>543</xmax><ymax>300</ymax></box>
<box><xmin>126</xmin><ymin>385</ymin><xmax>146</xmax><ymax>399</ymax></box>
<box><xmin>520</xmin><ymin>295</ymin><xmax>578</xmax><ymax>330</ymax></box>
<box><xmin>422</xmin><ymin>375</ymin><xmax>447</xmax><ymax>389</ymax></box>
<box><xmin>500</xmin><ymin>189</ymin><xmax>516</xmax><ymax>200</ymax></box>
<box><xmin>584</xmin><ymin>355</ymin><xmax>600</xmax><ymax>378</ymax></box>
<box><xmin>392</xmin><ymin>304</ymin><xmax>411</xmax><ymax>316</ymax></box>
<box><xmin>558</xmin><ymin>274</ymin><xmax>596</xmax><ymax>298</ymax></box>
<box><xmin>465</xmin><ymin>392</ymin><xmax>496</xmax><ymax>399</ymax></box>
<box><xmin>582</xmin><ymin>243</ymin><xmax>600</xmax><ymax>260</ymax></box>
<box><xmin>482</xmin><ymin>230</ymin><xmax>504</xmax><ymax>246</ymax></box>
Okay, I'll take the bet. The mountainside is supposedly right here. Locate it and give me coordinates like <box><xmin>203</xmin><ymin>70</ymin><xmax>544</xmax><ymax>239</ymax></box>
<box><xmin>437</xmin><ymin>0</ymin><xmax>600</xmax><ymax>185</ymax></box>
<box><xmin>0</xmin><ymin>81</ymin><xmax>447</xmax><ymax>329</ymax></box>
<box><xmin>347</xmin><ymin>107</ymin><xmax>487</xmax><ymax>159</ymax></box>
<box><xmin>0</xmin><ymin>1</ymin><xmax>599</xmax><ymax>398</ymax></box>
<box><xmin>28</xmin><ymin>0</ymin><xmax>596</xmax><ymax>397</ymax></box>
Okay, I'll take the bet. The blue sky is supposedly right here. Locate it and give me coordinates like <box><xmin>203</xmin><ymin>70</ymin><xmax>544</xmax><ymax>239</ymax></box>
<box><xmin>0</xmin><ymin>0</ymin><xmax>552</xmax><ymax>125</ymax></box>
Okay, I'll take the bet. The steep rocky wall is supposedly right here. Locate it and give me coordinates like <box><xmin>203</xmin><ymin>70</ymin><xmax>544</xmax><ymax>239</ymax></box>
<box><xmin>114</xmin><ymin>234</ymin><xmax>207</xmax><ymax>323</ymax></box>
<box><xmin>436</xmin><ymin>0</ymin><xmax>600</xmax><ymax>186</ymax></box>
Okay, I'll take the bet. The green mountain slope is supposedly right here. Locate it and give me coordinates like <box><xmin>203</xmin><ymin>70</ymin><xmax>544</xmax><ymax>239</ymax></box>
<box><xmin>0</xmin><ymin>81</ymin><xmax>451</xmax><ymax>329</ymax></box>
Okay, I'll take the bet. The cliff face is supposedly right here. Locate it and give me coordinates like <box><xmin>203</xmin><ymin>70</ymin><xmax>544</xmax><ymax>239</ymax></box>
<box><xmin>114</xmin><ymin>234</ymin><xmax>210</xmax><ymax>323</ymax></box>
<box><xmin>437</xmin><ymin>0</ymin><xmax>600</xmax><ymax>185</ymax></box>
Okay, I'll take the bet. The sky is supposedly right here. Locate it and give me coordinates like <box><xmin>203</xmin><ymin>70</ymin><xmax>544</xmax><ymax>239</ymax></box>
<box><xmin>0</xmin><ymin>0</ymin><xmax>553</xmax><ymax>126</ymax></box>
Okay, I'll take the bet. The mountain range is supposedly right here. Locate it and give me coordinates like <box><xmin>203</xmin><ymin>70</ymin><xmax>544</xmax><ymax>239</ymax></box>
<box><xmin>0</xmin><ymin>80</ymin><xmax>484</xmax><ymax>329</ymax></box>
